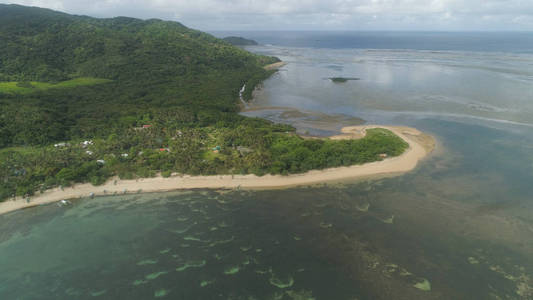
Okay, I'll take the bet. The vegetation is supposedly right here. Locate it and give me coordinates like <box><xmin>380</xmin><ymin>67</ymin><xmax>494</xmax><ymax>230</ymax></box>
<box><xmin>0</xmin><ymin>4</ymin><xmax>408</xmax><ymax>201</ymax></box>
<box><xmin>0</xmin><ymin>78</ymin><xmax>112</xmax><ymax>94</ymax></box>
<box><xmin>222</xmin><ymin>36</ymin><xmax>259</xmax><ymax>46</ymax></box>
<box><xmin>330</xmin><ymin>77</ymin><xmax>360</xmax><ymax>83</ymax></box>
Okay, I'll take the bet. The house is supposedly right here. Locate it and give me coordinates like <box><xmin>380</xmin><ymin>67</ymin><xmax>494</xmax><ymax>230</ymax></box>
<box><xmin>80</xmin><ymin>140</ymin><xmax>93</xmax><ymax>148</ymax></box>
<box><xmin>86</xmin><ymin>150</ymin><xmax>93</xmax><ymax>155</ymax></box>
<box><xmin>96</xmin><ymin>160</ymin><xmax>105</xmax><ymax>165</ymax></box>
<box><xmin>212</xmin><ymin>146</ymin><xmax>221</xmax><ymax>152</ymax></box>
<box><xmin>121</xmin><ymin>153</ymin><xmax>129</xmax><ymax>157</ymax></box>
<box><xmin>237</xmin><ymin>146</ymin><xmax>253</xmax><ymax>155</ymax></box>
<box><xmin>143</xmin><ymin>125</ymin><xmax>152</xmax><ymax>129</ymax></box>
<box><xmin>54</xmin><ymin>142</ymin><xmax>69</xmax><ymax>148</ymax></box>
<box><xmin>159</xmin><ymin>148</ymin><xmax>170</xmax><ymax>152</ymax></box>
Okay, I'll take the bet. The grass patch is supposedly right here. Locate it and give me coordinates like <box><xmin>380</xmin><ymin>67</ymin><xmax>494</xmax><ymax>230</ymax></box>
<box><xmin>203</xmin><ymin>149</ymin><xmax>224</xmax><ymax>162</ymax></box>
<box><xmin>0</xmin><ymin>77</ymin><xmax>113</xmax><ymax>94</ymax></box>
<box><xmin>0</xmin><ymin>146</ymin><xmax>41</xmax><ymax>156</ymax></box>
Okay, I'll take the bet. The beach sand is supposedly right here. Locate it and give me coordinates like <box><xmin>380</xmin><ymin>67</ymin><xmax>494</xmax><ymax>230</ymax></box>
<box><xmin>0</xmin><ymin>126</ymin><xmax>435</xmax><ymax>215</ymax></box>
<box><xmin>264</xmin><ymin>61</ymin><xmax>287</xmax><ymax>70</ymax></box>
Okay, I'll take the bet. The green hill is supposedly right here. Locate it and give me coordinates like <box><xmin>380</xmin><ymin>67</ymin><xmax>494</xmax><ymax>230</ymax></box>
<box><xmin>223</xmin><ymin>36</ymin><xmax>259</xmax><ymax>46</ymax></box>
<box><xmin>0</xmin><ymin>5</ymin><xmax>407</xmax><ymax>200</ymax></box>
<box><xmin>0</xmin><ymin>4</ymin><xmax>278</xmax><ymax>145</ymax></box>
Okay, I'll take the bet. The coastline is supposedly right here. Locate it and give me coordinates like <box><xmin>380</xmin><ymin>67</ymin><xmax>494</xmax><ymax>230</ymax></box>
<box><xmin>264</xmin><ymin>61</ymin><xmax>287</xmax><ymax>70</ymax></box>
<box><xmin>0</xmin><ymin>126</ymin><xmax>435</xmax><ymax>215</ymax></box>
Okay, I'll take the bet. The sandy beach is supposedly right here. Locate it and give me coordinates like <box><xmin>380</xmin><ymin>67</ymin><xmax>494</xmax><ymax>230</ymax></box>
<box><xmin>0</xmin><ymin>126</ymin><xmax>435</xmax><ymax>215</ymax></box>
<box><xmin>264</xmin><ymin>61</ymin><xmax>287</xmax><ymax>70</ymax></box>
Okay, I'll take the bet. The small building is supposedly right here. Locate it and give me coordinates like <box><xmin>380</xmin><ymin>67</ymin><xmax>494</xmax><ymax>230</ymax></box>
<box><xmin>212</xmin><ymin>146</ymin><xmax>221</xmax><ymax>152</ymax></box>
<box><xmin>54</xmin><ymin>142</ymin><xmax>69</xmax><ymax>148</ymax></box>
<box><xmin>237</xmin><ymin>146</ymin><xmax>253</xmax><ymax>155</ymax></box>
<box><xmin>86</xmin><ymin>150</ymin><xmax>93</xmax><ymax>155</ymax></box>
<box><xmin>121</xmin><ymin>153</ymin><xmax>129</xmax><ymax>157</ymax></box>
<box><xmin>379</xmin><ymin>153</ymin><xmax>388</xmax><ymax>159</ymax></box>
<box><xmin>96</xmin><ymin>159</ymin><xmax>105</xmax><ymax>165</ymax></box>
<box><xmin>143</xmin><ymin>125</ymin><xmax>152</xmax><ymax>129</ymax></box>
<box><xmin>80</xmin><ymin>140</ymin><xmax>93</xmax><ymax>148</ymax></box>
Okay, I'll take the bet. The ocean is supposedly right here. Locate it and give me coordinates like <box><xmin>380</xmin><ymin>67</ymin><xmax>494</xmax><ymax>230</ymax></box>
<box><xmin>1</xmin><ymin>32</ymin><xmax>533</xmax><ymax>299</ymax></box>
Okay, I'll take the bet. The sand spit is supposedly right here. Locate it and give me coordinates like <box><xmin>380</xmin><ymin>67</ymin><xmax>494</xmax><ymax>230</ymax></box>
<box><xmin>0</xmin><ymin>126</ymin><xmax>435</xmax><ymax>215</ymax></box>
<box><xmin>263</xmin><ymin>62</ymin><xmax>287</xmax><ymax>71</ymax></box>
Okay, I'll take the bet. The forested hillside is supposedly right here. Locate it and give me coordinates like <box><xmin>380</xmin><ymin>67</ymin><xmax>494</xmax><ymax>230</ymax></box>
<box><xmin>0</xmin><ymin>4</ymin><xmax>279</xmax><ymax>146</ymax></box>
<box><xmin>0</xmin><ymin>5</ymin><xmax>407</xmax><ymax>200</ymax></box>
<box><xmin>222</xmin><ymin>36</ymin><xmax>259</xmax><ymax>46</ymax></box>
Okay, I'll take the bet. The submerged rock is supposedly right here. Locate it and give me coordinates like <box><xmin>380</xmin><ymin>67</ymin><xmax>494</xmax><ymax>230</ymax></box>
<box><xmin>468</xmin><ymin>257</ymin><xmax>480</xmax><ymax>264</ymax></box>
<box><xmin>154</xmin><ymin>289</ymin><xmax>169</xmax><ymax>297</ymax></box>
<box><xmin>145</xmin><ymin>271</ymin><xmax>168</xmax><ymax>280</ymax></box>
<box><xmin>137</xmin><ymin>259</ymin><xmax>158</xmax><ymax>266</ymax></box>
<box><xmin>270</xmin><ymin>274</ymin><xmax>294</xmax><ymax>288</ymax></box>
<box><xmin>224</xmin><ymin>266</ymin><xmax>240</xmax><ymax>275</ymax></box>
<box><xmin>382</xmin><ymin>215</ymin><xmax>394</xmax><ymax>224</ymax></box>
<box><xmin>171</xmin><ymin>223</ymin><xmax>195</xmax><ymax>234</ymax></box>
<box><xmin>286</xmin><ymin>290</ymin><xmax>316</xmax><ymax>300</ymax></box>
<box><xmin>200</xmin><ymin>280</ymin><xmax>214</xmax><ymax>287</ymax></box>
<box><xmin>240</xmin><ymin>245</ymin><xmax>253</xmax><ymax>251</ymax></box>
<box><xmin>90</xmin><ymin>290</ymin><xmax>107</xmax><ymax>297</ymax></box>
<box><xmin>208</xmin><ymin>236</ymin><xmax>235</xmax><ymax>247</ymax></box>
<box><xmin>413</xmin><ymin>278</ymin><xmax>431</xmax><ymax>291</ymax></box>
<box><xmin>176</xmin><ymin>260</ymin><xmax>206</xmax><ymax>272</ymax></box>
<box><xmin>319</xmin><ymin>222</ymin><xmax>333</xmax><ymax>229</ymax></box>
<box><xmin>132</xmin><ymin>279</ymin><xmax>148</xmax><ymax>286</ymax></box>
<box><xmin>159</xmin><ymin>248</ymin><xmax>171</xmax><ymax>254</ymax></box>
<box><xmin>356</xmin><ymin>203</ymin><xmax>370</xmax><ymax>212</ymax></box>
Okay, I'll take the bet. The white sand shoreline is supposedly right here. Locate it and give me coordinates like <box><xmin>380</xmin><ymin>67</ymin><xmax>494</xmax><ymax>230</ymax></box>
<box><xmin>0</xmin><ymin>125</ymin><xmax>435</xmax><ymax>215</ymax></box>
<box><xmin>263</xmin><ymin>61</ymin><xmax>287</xmax><ymax>70</ymax></box>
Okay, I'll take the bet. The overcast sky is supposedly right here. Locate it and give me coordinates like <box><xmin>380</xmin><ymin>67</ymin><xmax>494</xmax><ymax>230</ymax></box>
<box><xmin>2</xmin><ymin>0</ymin><xmax>533</xmax><ymax>31</ymax></box>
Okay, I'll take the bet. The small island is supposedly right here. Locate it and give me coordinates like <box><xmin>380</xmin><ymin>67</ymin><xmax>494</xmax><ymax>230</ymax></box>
<box><xmin>223</xmin><ymin>36</ymin><xmax>259</xmax><ymax>46</ymax></box>
<box><xmin>329</xmin><ymin>77</ymin><xmax>360</xmax><ymax>83</ymax></box>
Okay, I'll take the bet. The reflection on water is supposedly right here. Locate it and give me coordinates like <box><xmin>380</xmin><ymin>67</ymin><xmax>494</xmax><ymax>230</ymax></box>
<box><xmin>244</xmin><ymin>46</ymin><xmax>533</xmax><ymax>127</ymax></box>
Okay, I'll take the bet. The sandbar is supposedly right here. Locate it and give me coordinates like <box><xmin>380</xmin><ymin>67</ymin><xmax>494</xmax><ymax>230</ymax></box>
<box><xmin>263</xmin><ymin>61</ymin><xmax>287</xmax><ymax>70</ymax></box>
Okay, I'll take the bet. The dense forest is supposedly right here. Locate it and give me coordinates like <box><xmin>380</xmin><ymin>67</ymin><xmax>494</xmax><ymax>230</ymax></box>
<box><xmin>222</xmin><ymin>36</ymin><xmax>259</xmax><ymax>46</ymax></box>
<box><xmin>0</xmin><ymin>4</ymin><xmax>408</xmax><ymax>200</ymax></box>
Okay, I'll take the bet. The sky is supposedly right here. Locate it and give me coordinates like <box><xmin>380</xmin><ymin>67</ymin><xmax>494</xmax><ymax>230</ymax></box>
<box><xmin>2</xmin><ymin>0</ymin><xmax>533</xmax><ymax>31</ymax></box>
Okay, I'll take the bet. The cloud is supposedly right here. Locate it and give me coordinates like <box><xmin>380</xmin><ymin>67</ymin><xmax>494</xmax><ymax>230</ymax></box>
<box><xmin>2</xmin><ymin>0</ymin><xmax>533</xmax><ymax>30</ymax></box>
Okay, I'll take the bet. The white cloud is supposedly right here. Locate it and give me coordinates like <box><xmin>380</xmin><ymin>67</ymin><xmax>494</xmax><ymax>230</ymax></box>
<box><xmin>2</xmin><ymin>0</ymin><xmax>533</xmax><ymax>30</ymax></box>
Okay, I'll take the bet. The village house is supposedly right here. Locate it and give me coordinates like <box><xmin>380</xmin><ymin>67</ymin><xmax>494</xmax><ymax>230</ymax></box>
<box><xmin>80</xmin><ymin>140</ymin><xmax>93</xmax><ymax>148</ymax></box>
<box><xmin>54</xmin><ymin>142</ymin><xmax>69</xmax><ymax>148</ymax></box>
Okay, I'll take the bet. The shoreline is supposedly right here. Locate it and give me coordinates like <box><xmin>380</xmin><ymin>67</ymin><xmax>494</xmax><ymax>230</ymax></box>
<box><xmin>263</xmin><ymin>61</ymin><xmax>287</xmax><ymax>70</ymax></box>
<box><xmin>0</xmin><ymin>126</ymin><xmax>435</xmax><ymax>216</ymax></box>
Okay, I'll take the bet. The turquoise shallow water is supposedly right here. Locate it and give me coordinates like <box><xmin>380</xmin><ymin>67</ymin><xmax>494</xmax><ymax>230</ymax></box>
<box><xmin>1</xmin><ymin>119</ymin><xmax>533</xmax><ymax>299</ymax></box>
<box><xmin>2</xmin><ymin>36</ymin><xmax>533</xmax><ymax>299</ymax></box>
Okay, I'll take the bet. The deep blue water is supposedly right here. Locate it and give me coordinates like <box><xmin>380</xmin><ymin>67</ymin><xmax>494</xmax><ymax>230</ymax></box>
<box><xmin>212</xmin><ymin>31</ymin><xmax>533</xmax><ymax>53</ymax></box>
